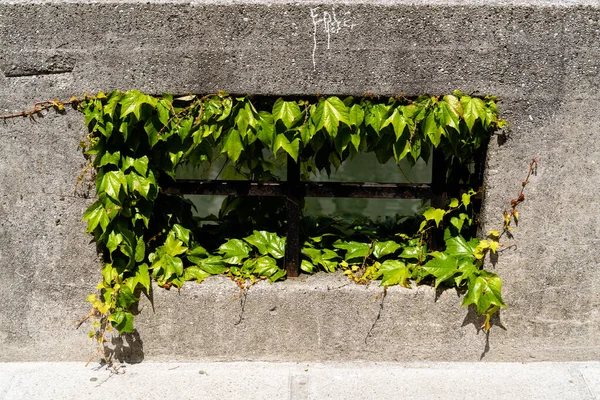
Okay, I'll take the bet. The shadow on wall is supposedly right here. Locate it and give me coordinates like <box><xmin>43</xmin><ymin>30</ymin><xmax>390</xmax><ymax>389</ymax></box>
<box><xmin>103</xmin><ymin>287</ymin><xmax>153</xmax><ymax>364</ymax></box>
<box><xmin>461</xmin><ymin>304</ymin><xmax>507</xmax><ymax>360</ymax></box>
<box><xmin>106</xmin><ymin>330</ymin><xmax>145</xmax><ymax>364</ymax></box>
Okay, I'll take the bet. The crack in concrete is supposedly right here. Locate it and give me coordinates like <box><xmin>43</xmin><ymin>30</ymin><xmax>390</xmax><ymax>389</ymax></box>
<box><xmin>3</xmin><ymin>69</ymin><xmax>74</xmax><ymax>78</ymax></box>
<box><xmin>364</xmin><ymin>287</ymin><xmax>386</xmax><ymax>344</ymax></box>
<box><xmin>576</xmin><ymin>367</ymin><xmax>598</xmax><ymax>400</ymax></box>
<box><xmin>234</xmin><ymin>289</ymin><xmax>248</xmax><ymax>326</ymax></box>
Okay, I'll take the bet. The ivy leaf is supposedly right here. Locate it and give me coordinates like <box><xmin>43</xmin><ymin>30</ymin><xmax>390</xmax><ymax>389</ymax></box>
<box><xmin>422</xmin><ymin>207</ymin><xmax>445</xmax><ymax>227</ymax></box>
<box><xmin>365</xmin><ymin>103</ymin><xmax>390</xmax><ymax>134</ymax></box>
<box><xmin>303</xmin><ymin>247</ymin><xmax>320</xmax><ymax>262</ymax></box>
<box><xmin>272</xmin><ymin>98</ymin><xmax>302</xmax><ymax>129</ymax></box>
<box><xmin>322</xmin><ymin>248</ymin><xmax>339</xmax><ymax>260</ymax></box>
<box><xmin>254</xmin><ymin>256</ymin><xmax>280</xmax><ymax>277</ymax></box>
<box><xmin>195</xmin><ymin>256</ymin><xmax>227</xmax><ymax>275</ymax></box>
<box><xmin>97</xmin><ymin>150</ymin><xmax>120</xmax><ymax>168</ymax></box>
<box><xmin>99</xmin><ymin>170</ymin><xmax>127</xmax><ymax>202</ymax></box>
<box><xmin>103</xmin><ymin>91</ymin><xmax>122</xmax><ymax>118</ymax></box>
<box><xmin>109</xmin><ymin>310</ymin><xmax>134</xmax><ymax>333</ymax></box>
<box><xmin>350</xmin><ymin>132</ymin><xmax>361</xmax><ymax>152</ymax></box>
<box><xmin>116</xmin><ymin>285</ymin><xmax>138</xmax><ymax>308</ymax></box>
<box><xmin>256</xmin><ymin>111</ymin><xmax>275</xmax><ymax>147</ymax></box>
<box><xmin>144</xmin><ymin>116</ymin><xmax>161</xmax><ymax>148</ymax></box>
<box><xmin>348</xmin><ymin>104</ymin><xmax>365</xmax><ymax>127</ymax></box>
<box><xmin>186</xmin><ymin>245</ymin><xmax>209</xmax><ymax>264</ymax></box>
<box><xmin>102</xmin><ymin>195</ymin><xmax>121</xmax><ymax>221</ymax></box>
<box><xmin>82</xmin><ymin>201</ymin><xmax>110</xmax><ymax>232</ymax></box>
<box><xmin>219</xmin><ymin>239</ymin><xmax>251</xmax><ymax>264</ymax></box>
<box><xmin>455</xmin><ymin>259</ymin><xmax>478</xmax><ymax>286</ymax></box>
<box><xmin>393</xmin><ymin>138</ymin><xmax>411</xmax><ymax>163</ymax></box>
<box><xmin>462</xmin><ymin>272</ymin><xmax>507</xmax><ymax>314</ymax></box>
<box><xmin>106</xmin><ymin>230</ymin><xmax>123</xmax><ymax>255</ymax></box>
<box><xmin>473</xmin><ymin>240</ymin><xmax>490</xmax><ymax>259</ymax></box>
<box><xmin>126</xmin><ymin>172</ymin><xmax>151</xmax><ymax>199</ymax></box>
<box><xmin>333</xmin><ymin>129</ymin><xmax>352</xmax><ymax>154</ymax></box>
<box><xmin>423</xmin><ymin>111</ymin><xmax>443</xmax><ymax>147</ymax></box>
<box><xmin>101</xmin><ymin>264</ymin><xmax>118</xmax><ymax>286</ymax></box>
<box><xmin>372</xmin><ymin>241</ymin><xmax>401</xmax><ymax>259</ymax></box>
<box><xmin>235</xmin><ymin>108</ymin><xmax>252</xmax><ymax>137</ymax></box>
<box><xmin>460</xmin><ymin>95</ymin><xmax>486</xmax><ymax>131</ymax></box>
<box><xmin>445</xmin><ymin>235</ymin><xmax>478</xmax><ymax>259</ymax></box>
<box><xmin>239</xmin><ymin>258</ymin><xmax>257</xmax><ymax>276</ymax></box>
<box><xmin>172</xmin><ymin>224</ymin><xmax>192</xmax><ymax>246</ymax></box>
<box><xmin>489</xmin><ymin>240</ymin><xmax>499</xmax><ymax>253</ymax></box>
<box><xmin>333</xmin><ymin>240</ymin><xmax>371</xmax><ymax>261</ymax></box>
<box><xmin>438</xmin><ymin>95</ymin><xmax>463</xmax><ymax>131</ymax></box>
<box><xmin>405</xmin><ymin>98</ymin><xmax>430</xmax><ymax>122</ymax></box>
<box><xmin>268</xmin><ymin>268</ymin><xmax>287</xmax><ymax>282</ymax></box>
<box><xmin>381</xmin><ymin>108</ymin><xmax>407</xmax><ymax>140</ymax></box>
<box><xmin>410</xmin><ymin>136</ymin><xmax>421</xmax><ymax>160</ymax></box>
<box><xmin>116</xmin><ymin>228</ymin><xmax>136</xmax><ymax>260</ymax></box>
<box><xmin>301</xmin><ymin>259</ymin><xmax>314</xmax><ymax>273</ymax></box>
<box><xmin>312</xmin><ymin>97</ymin><xmax>350</xmax><ymax>137</ymax></box>
<box><xmin>177</xmin><ymin>117</ymin><xmax>194</xmax><ymax>141</ymax></box>
<box><xmin>169</xmin><ymin>151</ymin><xmax>184</xmax><ymax>168</ymax></box>
<box><xmin>299</xmin><ymin>122</ymin><xmax>316</xmax><ymax>146</ymax></box>
<box><xmin>218</xmin><ymin>96</ymin><xmax>233</xmax><ymax>121</ymax></box>
<box><xmin>122</xmin><ymin>156</ymin><xmax>149</xmax><ymax>176</ymax></box>
<box><xmin>156</xmin><ymin>99</ymin><xmax>172</xmax><ymax>125</ymax></box>
<box><xmin>399</xmin><ymin>245</ymin><xmax>423</xmax><ymax>260</ymax></box>
<box><xmin>153</xmin><ymin>254</ymin><xmax>184</xmax><ymax>280</ymax></box>
<box><xmin>119</xmin><ymin>90</ymin><xmax>157</xmax><ymax>120</ymax></box>
<box><xmin>422</xmin><ymin>252</ymin><xmax>459</xmax><ymax>288</ymax></box>
<box><xmin>379</xmin><ymin>260</ymin><xmax>411</xmax><ymax>287</ymax></box>
<box><xmin>221</xmin><ymin>129</ymin><xmax>244</xmax><ymax>163</ymax></box>
<box><xmin>133</xmin><ymin>201</ymin><xmax>152</xmax><ymax>228</ymax></box>
<box><xmin>274</xmin><ymin>134</ymin><xmax>300</xmax><ymax>162</ymax></box>
<box><xmin>450</xmin><ymin>216</ymin><xmax>464</xmax><ymax>232</ymax></box>
<box><xmin>136</xmin><ymin>263</ymin><xmax>151</xmax><ymax>292</ymax></box>
<box><xmin>164</xmin><ymin>234</ymin><xmax>188</xmax><ymax>257</ymax></box>
<box><xmin>244</xmin><ymin>231</ymin><xmax>286</xmax><ymax>259</ymax></box>
<box><xmin>302</xmin><ymin>247</ymin><xmax>338</xmax><ymax>272</ymax></box>
<box><xmin>462</xmin><ymin>192</ymin><xmax>473</xmax><ymax>207</ymax></box>
<box><xmin>182</xmin><ymin>266</ymin><xmax>211</xmax><ymax>283</ymax></box>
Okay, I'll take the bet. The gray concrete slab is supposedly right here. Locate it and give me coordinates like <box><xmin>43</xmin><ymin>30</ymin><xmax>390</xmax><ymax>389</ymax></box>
<box><xmin>2</xmin><ymin>0</ymin><xmax>600</xmax><ymax>364</ymax></box>
<box><xmin>1</xmin><ymin>362</ymin><xmax>600</xmax><ymax>400</ymax></box>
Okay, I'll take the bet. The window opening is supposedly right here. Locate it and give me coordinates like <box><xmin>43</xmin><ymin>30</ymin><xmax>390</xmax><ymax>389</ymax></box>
<box><xmin>167</xmin><ymin>147</ymin><xmax>483</xmax><ymax>278</ymax></box>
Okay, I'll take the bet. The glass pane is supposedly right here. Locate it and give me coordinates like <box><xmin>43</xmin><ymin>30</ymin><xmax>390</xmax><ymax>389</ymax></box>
<box><xmin>177</xmin><ymin>151</ymin><xmax>432</xmax><ymax>219</ymax></box>
<box><xmin>304</xmin><ymin>152</ymin><xmax>431</xmax><ymax>218</ymax></box>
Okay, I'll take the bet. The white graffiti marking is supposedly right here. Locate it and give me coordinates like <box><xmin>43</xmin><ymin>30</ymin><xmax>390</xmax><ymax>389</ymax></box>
<box><xmin>310</xmin><ymin>7</ymin><xmax>356</xmax><ymax>70</ymax></box>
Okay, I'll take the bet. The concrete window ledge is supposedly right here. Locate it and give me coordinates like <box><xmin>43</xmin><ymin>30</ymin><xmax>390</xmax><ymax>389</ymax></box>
<box><xmin>106</xmin><ymin>272</ymin><xmax>596</xmax><ymax>363</ymax></box>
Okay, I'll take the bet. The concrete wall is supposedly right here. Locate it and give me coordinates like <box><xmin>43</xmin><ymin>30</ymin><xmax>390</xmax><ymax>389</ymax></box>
<box><xmin>1</xmin><ymin>0</ymin><xmax>599</xmax><ymax>362</ymax></box>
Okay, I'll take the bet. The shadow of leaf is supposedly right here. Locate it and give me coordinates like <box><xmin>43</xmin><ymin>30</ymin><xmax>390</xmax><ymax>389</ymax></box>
<box><xmin>461</xmin><ymin>305</ymin><xmax>507</xmax><ymax>360</ymax></box>
<box><xmin>104</xmin><ymin>329</ymin><xmax>145</xmax><ymax>364</ymax></box>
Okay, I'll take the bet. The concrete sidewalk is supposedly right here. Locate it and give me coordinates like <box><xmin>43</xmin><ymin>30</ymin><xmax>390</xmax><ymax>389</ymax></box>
<box><xmin>1</xmin><ymin>361</ymin><xmax>599</xmax><ymax>399</ymax></box>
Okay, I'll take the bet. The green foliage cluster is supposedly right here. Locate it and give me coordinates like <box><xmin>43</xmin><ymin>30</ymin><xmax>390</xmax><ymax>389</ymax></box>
<box><xmin>77</xmin><ymin>90</ymin><xmax>508</xmax><ymax>340</ymax></box>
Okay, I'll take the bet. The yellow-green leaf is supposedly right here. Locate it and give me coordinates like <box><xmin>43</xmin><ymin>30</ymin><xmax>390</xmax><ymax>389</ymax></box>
<box><xmin>423</xmin><ymin>207</ymin><xmax>445</xmax><ymax>227</ymax></box>
<box><xmin>272</xmin><ymin>98</ymin><xmax>302</xmax><ymax>129</ymax></box>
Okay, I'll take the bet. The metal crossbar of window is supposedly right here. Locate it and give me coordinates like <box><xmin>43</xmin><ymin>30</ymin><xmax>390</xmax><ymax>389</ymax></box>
<box><xmin>163</xmin><ymin>147</ymin><xmax>481</xmax><ymax>278</ymax></box>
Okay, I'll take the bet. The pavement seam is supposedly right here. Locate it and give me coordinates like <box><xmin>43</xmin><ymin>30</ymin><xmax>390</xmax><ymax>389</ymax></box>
<box><xmin>576</xmin><ymin>367</ymin><xmax>598</xmax><ymax>400</ymax></box>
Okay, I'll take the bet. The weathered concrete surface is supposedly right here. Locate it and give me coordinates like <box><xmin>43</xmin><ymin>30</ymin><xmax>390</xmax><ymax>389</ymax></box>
<box><xmin>2</xmin><ymin>361</ymin><xmax>600</xmax><ymax>400</ymax></box>
<box><xmin>1</xmin><ymin>1</ymin><xmax>600</xmax><ymax>362</ymax></box>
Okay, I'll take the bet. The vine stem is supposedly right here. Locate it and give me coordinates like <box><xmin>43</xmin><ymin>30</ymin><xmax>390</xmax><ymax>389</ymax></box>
<box><xmin>0</xmin><ymin>97</ymin><xmax>83</xmax><ymax>121</ymax></box>
<box><xmin>360</xmin><ymin>241</ymin><xmax>374</xmax><ymax>271</ymax></box>
<box><xmin>498</xmin><ymin>158</ymin><xmax>538</xmax><ymax>240</ymax></box>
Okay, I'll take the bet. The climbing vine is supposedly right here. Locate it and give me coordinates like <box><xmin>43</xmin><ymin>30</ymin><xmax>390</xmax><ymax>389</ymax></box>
<box><xmin>2</xmin><ymin>89</ymin><xmax>535</xmax><ymax>361</ymax></box>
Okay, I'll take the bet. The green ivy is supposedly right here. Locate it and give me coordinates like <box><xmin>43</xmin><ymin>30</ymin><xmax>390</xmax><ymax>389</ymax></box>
<box><xmin>77</xmin><ymin>90</ymin><xmax>509</xmax><ymax>343</ymax></box>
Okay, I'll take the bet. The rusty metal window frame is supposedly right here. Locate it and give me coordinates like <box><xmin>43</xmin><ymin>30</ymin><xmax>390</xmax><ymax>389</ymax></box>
<box><xmin>164</xmin><ymin>146</ymin><xmax>486</xmax><ymax>277</ymax></box>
